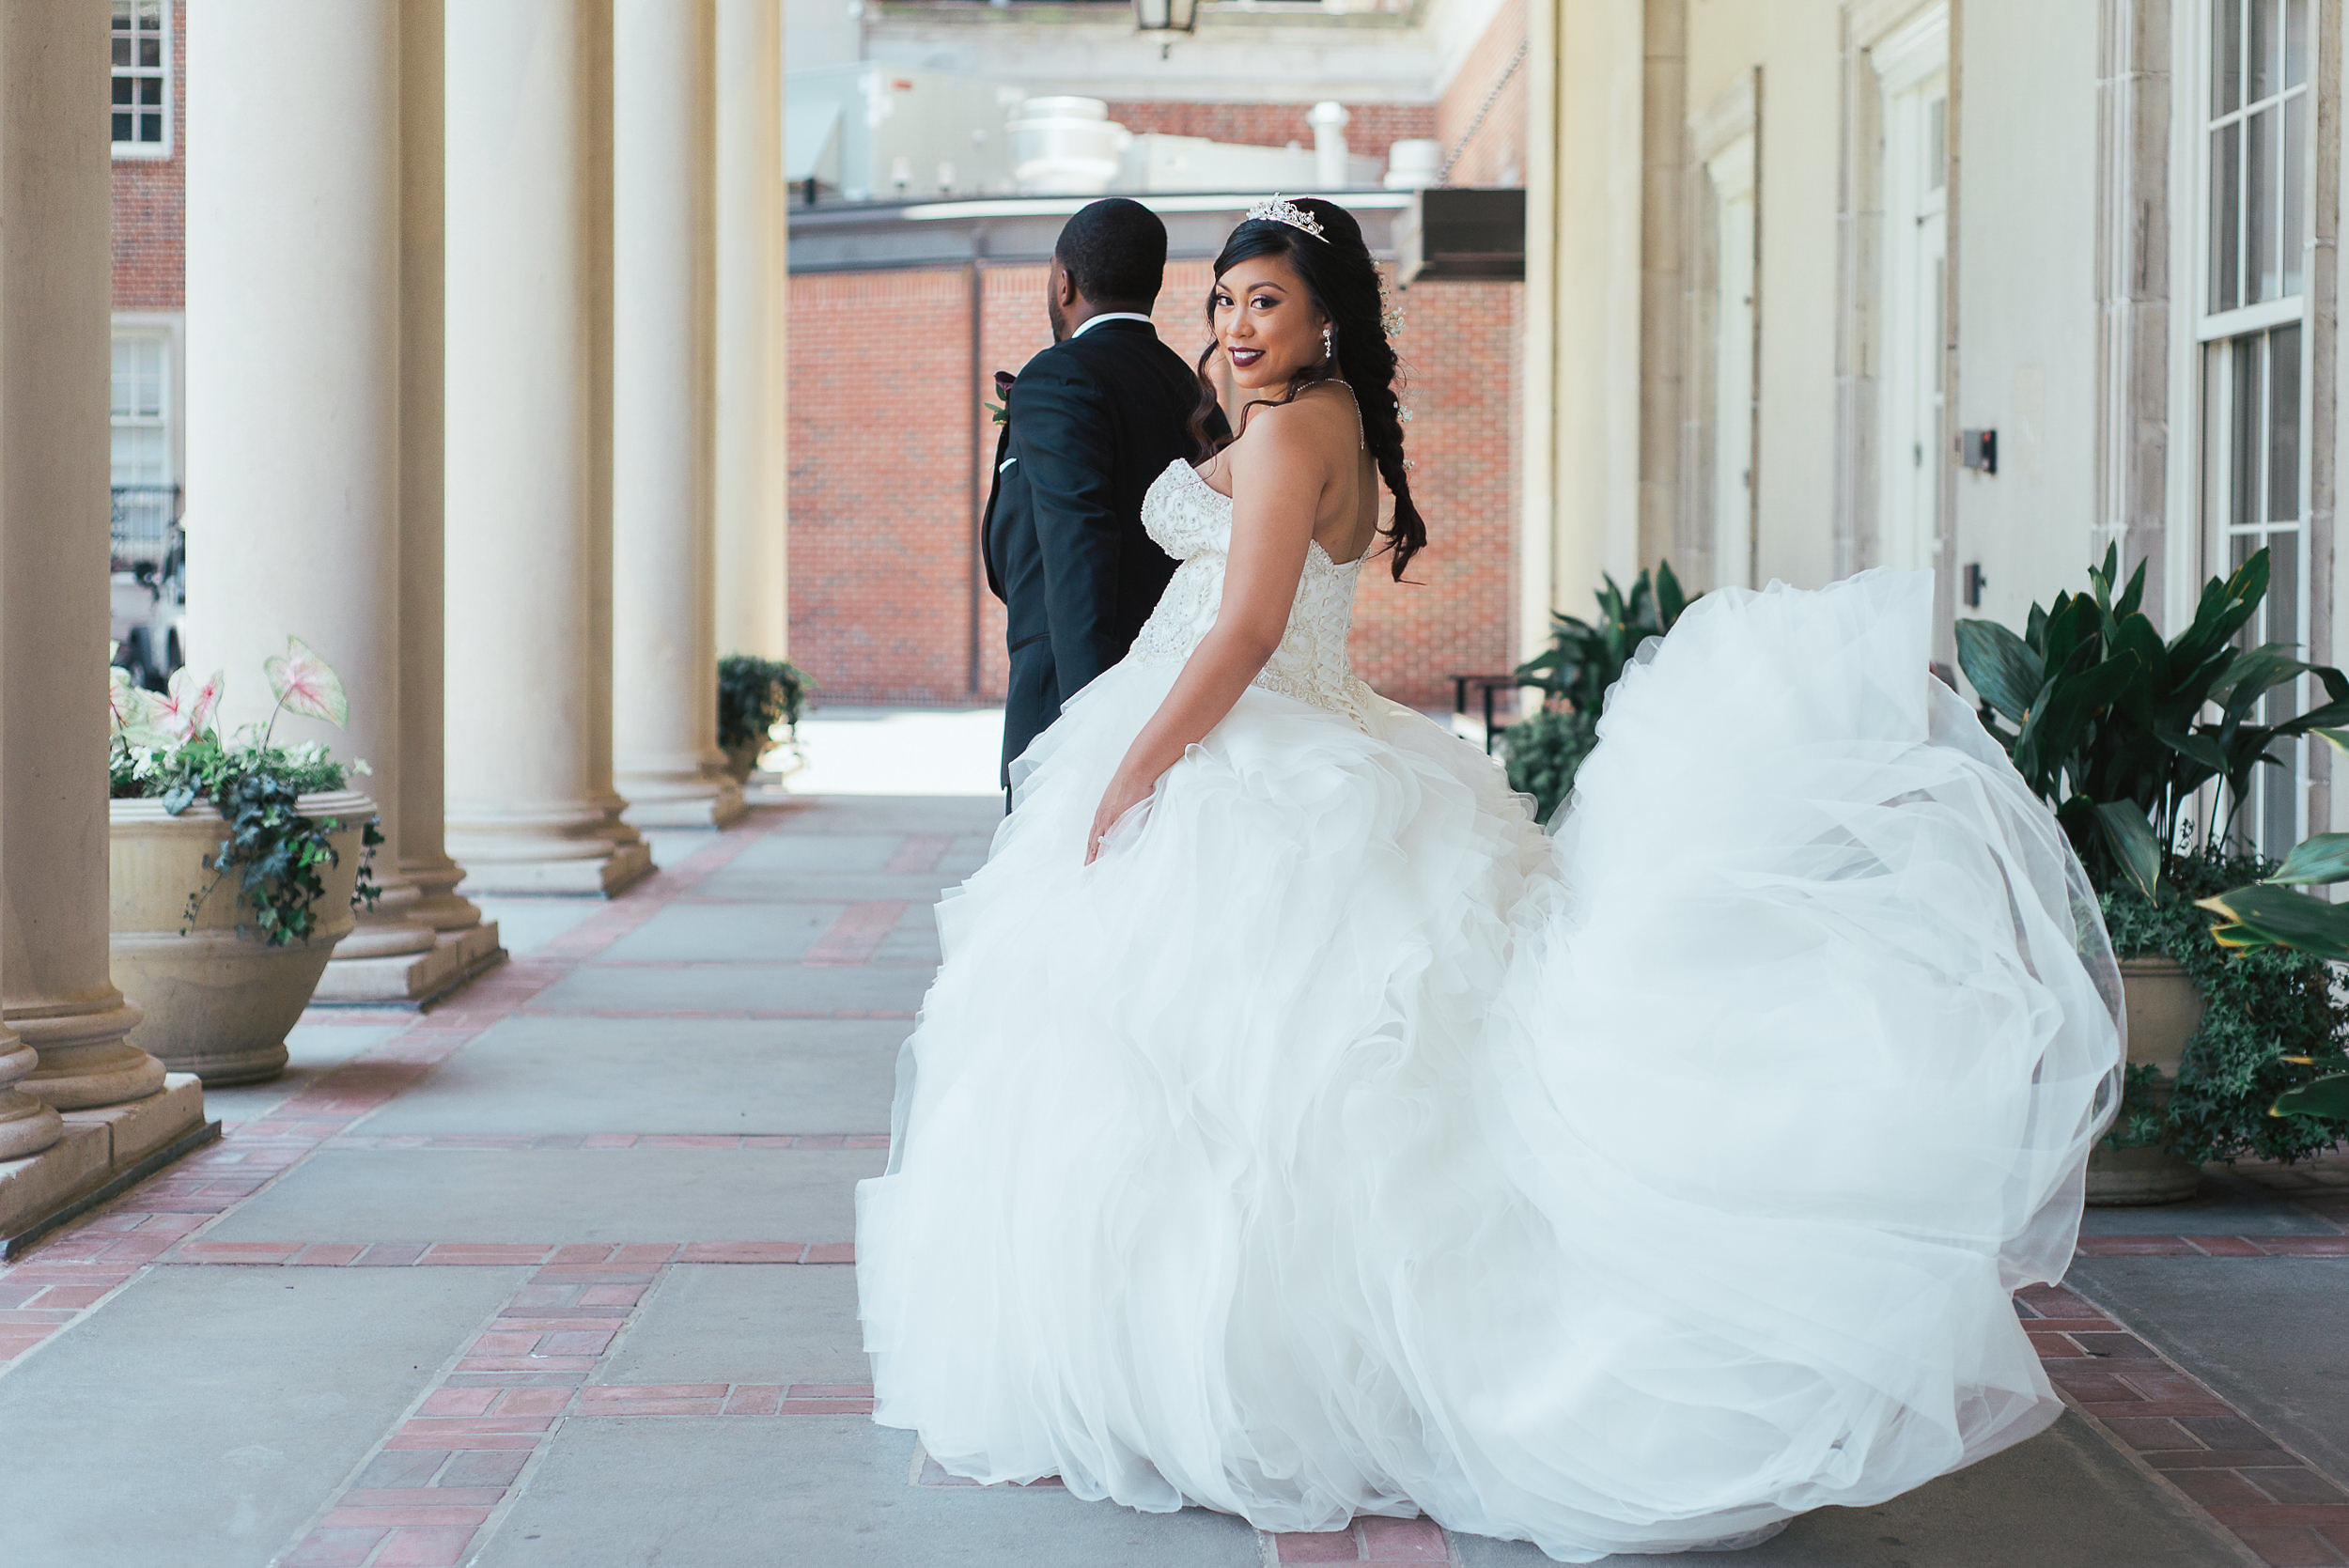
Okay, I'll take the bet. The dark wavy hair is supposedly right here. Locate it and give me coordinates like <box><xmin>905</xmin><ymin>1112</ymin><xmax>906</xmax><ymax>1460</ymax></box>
<box><xmin>1189</xmin><ymin>198</ymin><xmax>1426</xmax><ymax>581</ymax></box>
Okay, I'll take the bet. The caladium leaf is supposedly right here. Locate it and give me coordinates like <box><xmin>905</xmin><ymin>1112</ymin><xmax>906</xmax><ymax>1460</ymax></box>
<box><xmin>151</xmin><ymin>666</ymin><xmax>225</xmax><ymax>743</ymax></box>
<box><xmin>265</xmin><ymin>637</ymin><xmax>349</xmax><ymax>727</ymax></box>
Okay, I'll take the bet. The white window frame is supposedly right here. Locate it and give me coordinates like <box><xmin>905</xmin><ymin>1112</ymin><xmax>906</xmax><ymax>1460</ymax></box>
<box><xmin>1871</xmin><ymin>6</ymin><xmax>1951</xmax><ymax>580</ymax></box>
<box><xmin>111</xmin><ymin>0</ymin><xmax>172</xmax><ymax>162</ymax></box>
<box><xmin>2181</xmin><ymin>0</ymin><xmax>2319</xmax><ymax>857</ymax></box>
<box><xmin>1706</xmin><ymin>134</ymin><xmax>1759</xmax><ymax>591</ymax></box>
<box><xmin>109</xmin><ymin>324</ymin><xmax>176</xmax><ymax>567</ymax></box>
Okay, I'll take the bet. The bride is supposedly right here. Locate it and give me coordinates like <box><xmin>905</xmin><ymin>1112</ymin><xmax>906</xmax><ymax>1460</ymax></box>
<box><xmin>854</xmin><ymin>196</ymin><xmax>2123</xmax><ymax>1561</ymax></box>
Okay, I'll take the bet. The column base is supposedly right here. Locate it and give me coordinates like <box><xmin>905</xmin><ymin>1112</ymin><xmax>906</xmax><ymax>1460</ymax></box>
<box><xmin>310</xmin><ymin>923</ymin><xmax>507</xmax><ymax>1008</ymax></box>
<box><xmin>616</xmin><ymin>776</ymin><xmax>747</xmax><ymax>830</ymax></box>
<box><xmin>15</xmin><ymin>995</ymin><xmax>167</xmax><ymax>1111</ymax></box>
<box><xmin>452</xmin><ymin>840</ymin><xmax>655</xmax><ymax>898</ymax></box>
<box><xmin>0</xmin><ymin>1073</ymin><xmax>213</xmax><ymax>1258</ymax></box>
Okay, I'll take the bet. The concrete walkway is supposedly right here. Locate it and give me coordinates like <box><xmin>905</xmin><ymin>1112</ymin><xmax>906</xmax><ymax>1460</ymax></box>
<box><xmin>0</xmin><ymin>787</ymin><xmax>2341</xmax><ymax>1567</ymax></box>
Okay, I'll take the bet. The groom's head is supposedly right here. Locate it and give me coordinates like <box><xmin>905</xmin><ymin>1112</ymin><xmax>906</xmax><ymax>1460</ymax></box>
<box><xmin>1047</xmin><ymin>198</ymin><xmax>1166</xmax><ymax>342</ymax></box>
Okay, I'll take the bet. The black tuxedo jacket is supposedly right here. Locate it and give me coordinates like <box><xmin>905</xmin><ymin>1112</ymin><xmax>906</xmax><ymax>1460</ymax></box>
<box><xmin>983</xmin><ymin>318</ymin><xmax>1228</xmax><ymax>788</ymax></box>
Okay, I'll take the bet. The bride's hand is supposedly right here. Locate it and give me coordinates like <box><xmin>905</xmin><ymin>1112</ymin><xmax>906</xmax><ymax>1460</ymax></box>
<box><xmin>1085</xmin><ymin>768</ymin><xmax>1155</xmax><ymax>865</ymax></box>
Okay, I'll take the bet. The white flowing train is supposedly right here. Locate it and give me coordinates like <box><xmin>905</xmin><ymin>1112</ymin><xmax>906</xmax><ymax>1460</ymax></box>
<box><xmin>855</xmin><ymin>458</ymin><xmax>2123</xmax><ymax>1561</ymax></box>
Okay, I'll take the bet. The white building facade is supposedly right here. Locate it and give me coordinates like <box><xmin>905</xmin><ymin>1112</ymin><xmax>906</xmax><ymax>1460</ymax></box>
<box><xmin>1525</xmin><ymin>0</ymin><xmax>2346</xmax><ymax>854</ymax></box>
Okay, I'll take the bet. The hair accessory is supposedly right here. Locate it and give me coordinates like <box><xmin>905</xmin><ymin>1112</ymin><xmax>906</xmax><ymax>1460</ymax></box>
<box><xmin>1245</xmin><ymin>194</ymin><xmax>1328</xmax><ymax>241</ymax></box>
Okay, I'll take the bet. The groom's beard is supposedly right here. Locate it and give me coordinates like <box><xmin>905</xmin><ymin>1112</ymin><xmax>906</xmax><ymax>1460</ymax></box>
<box><xmin>1048</xmin><ymin>294</ymin><xmax>1067</xmax><ymax>344</ymax></box>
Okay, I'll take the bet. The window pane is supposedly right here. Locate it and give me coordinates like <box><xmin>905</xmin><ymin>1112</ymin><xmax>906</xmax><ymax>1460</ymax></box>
<box><xmin>2216</xmin><ymin>0</ymin><xmax>2243</xmax><ymax>113</ymax></box>
<box><xmin>2282</xmin><ymin>92</ymin><xmax>2306</xmax><ymax>296</ymax></box>
<box><xmin>139</xmin><ymin>37</ymin><xmax>159</xmax><ymax>69</ymax></box>
<box><xmin>112</xmin><ymin>36</ymin><xmax>130</xmax><ymax>66</ymax></box>
<box><xmin>2286</xmin><ymin>0</ymin><xmax>2308</xmax><ymax>85</ymax></box>
<box><xmin>139</xmin><ymin>114</ymin><xmax>161</xmax><ymax>144</ymax></box>
<box><xmin>112</xmin><ymin>77</ymin><xmax>132</xmax><ymax>106</ymax></box>
<box><xmin>2251</xmin><ymin>0</ymin><xmax>2277</xmax><ymax>101</ymax></box>
<box><xmin>2232</xmin><ymin>337</ymin><xmax>2260</xmax><ymax>528</ymax></box>
<box><xmin>2268</xmin><ymin>324</ymin><xmax>2301</xmax><ymax>520</ymax></box>
<box><xmin>139</xmin><ymin>77</ymin><xmax>160</xmax><ymax>106</ymax></box>
<box><xmin>111</xmin><ymin>112</ymin><xmax>132</xmax><ymax>143</ymax></box>
<box><xmin>2213</xmin><ymin>122</ymin><xmax>2242</xmax><ymax>311</ymax></box>
<box><xmin>2249</xmin><ymin>105</ymin><xmax>2276</xmax><ymax>301</ymax></box>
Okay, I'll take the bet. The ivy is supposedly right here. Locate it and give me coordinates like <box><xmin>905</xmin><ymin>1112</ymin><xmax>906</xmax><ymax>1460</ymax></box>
<box><xmin>2101</xmin><ymin>849</ymin><xmax>2349</xmax><ymax>1166</ymax></box>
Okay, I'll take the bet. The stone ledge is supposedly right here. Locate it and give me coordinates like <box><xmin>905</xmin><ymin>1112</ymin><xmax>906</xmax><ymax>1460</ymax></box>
<box><xmin>0</xmin><ymin>1085</ymin><xmax>219</xmax><ymax>1258</ymax></box>
<box><xmin>311</xmin><ymin>924</ymin><xmax>508</xmax><ymax>1008</ymax></box>
<box><xmin>456</xmin><ymin>844</ymin><xmax>655</xmax><ymax>899</ymax></box>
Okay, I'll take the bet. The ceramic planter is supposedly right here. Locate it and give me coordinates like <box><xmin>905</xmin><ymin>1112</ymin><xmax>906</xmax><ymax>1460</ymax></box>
<box><xmin>109</xmin><ymin>789</ymin><xmax>373</xmax><ymax>1086</ymax></box>
<box><xmin>2085</xmin><ymin>955</ymin><xmax>2206</xmax><ymax>1205</ymax></box>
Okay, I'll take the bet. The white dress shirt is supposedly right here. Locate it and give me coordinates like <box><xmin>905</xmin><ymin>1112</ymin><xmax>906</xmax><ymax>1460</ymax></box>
<box><xmin>1070</xmin><ymin>311</ymin><xmax>1157</xmax><ymax>337</ymax></box>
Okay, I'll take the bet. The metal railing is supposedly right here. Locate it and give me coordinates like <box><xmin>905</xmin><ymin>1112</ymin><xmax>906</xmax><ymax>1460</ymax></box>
<box><xmin>110</xmin><ymin>484</ymin><xmax>179</xmax><ymax>569</ymax></box>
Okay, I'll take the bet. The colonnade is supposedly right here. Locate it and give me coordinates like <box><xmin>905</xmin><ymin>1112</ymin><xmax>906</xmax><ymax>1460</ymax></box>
<box><xmin>0</xmin><ymin>0</ymin><xmax>790</xmax><ymax>1197</ymax></box>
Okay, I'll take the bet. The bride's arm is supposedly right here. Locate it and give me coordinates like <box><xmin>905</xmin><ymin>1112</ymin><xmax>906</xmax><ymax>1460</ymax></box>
<box><xmin>1085</xmin><ymin>405</ymin><xmax>1331</xmax><ymax>862</ymax></box>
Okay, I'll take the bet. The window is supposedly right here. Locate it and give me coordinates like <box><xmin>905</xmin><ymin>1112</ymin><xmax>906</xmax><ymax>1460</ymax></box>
<box><xmin>112</xmin><ymin>0</ymin><xmax>169</xmax><ymax>159</ymax></box>
<box><xmin>2200</xmin><ymin>0</ymin><xmax>2311</xmax><ymax>857</ymax></box>
<box><xmin>110</xmin><ymin>331</ymin><xmax>174</xmax><ymax>567</ymax></box>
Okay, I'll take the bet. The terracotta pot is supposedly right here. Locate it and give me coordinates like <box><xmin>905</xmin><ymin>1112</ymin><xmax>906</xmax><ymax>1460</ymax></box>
<box><xmin>109</xmin><ymin>789</ymin><xmax>373</xmax><ymax>1086</ymax></box>
<box><xmin>2085</xmin><ymin>955</ymin><xmax>2207</xmax><ymax>1205</ymax></box>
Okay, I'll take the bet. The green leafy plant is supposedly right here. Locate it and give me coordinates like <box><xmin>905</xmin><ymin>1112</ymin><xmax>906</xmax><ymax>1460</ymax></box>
<box><xmin>1954</xmin><ymin>545</ymin><xmax>2349</xmax><ymax>898</ymax></box>
<box><xmin>2101</xmin><ymin>853</ymin><xmax>2349</xmax><ymax>1164</ymax></box>
<box><xmin>1501</xmin><ymin>564</ymin><xmax>1694</xmax><ymax>823</ymax></box>
<box><xmin>110</xmin><ymin>638</ymin><xmax>381</xmax><ymax>946</ymax></box>
<box><xmin>717</xmin><ymin>654</ymin><xmax>809</xmax><ymax>753</ymax></box>
<box><xmin>1956</xmin><ymin>548</ymin><xmax>2349</xmax><ymax>1162</ymax></box>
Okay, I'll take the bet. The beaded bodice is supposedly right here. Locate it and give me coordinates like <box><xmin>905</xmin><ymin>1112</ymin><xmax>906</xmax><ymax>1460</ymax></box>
<box><xmin>1129</xmin><ymin>459</ymin><xmax>1374</xmax><ymax>725</ymax></box>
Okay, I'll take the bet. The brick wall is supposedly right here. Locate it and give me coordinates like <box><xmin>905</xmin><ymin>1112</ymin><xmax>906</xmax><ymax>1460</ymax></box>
<box><xmin>789</xmin><ymin>256</ymin><xmax>1519</xmax><ymax>711</ymax></box>
<box><xmin>1099</xmin><ymin>101</ymin><xmax>1436</xmax><ymax>166</ymax></box>
<box><xmin>1434</xmin><ymin>0</ymin><xmax>1528</xmax><ymax>187</ymax></box>
<box><xmin>787</xmin><ymin>269</ymin><xmax>979</xmax><ymax>706</ymax></box>
<box><xmin>112</xmin><ymin>0</ymin><xmax>185</xmax><ymax>311</ymax></box>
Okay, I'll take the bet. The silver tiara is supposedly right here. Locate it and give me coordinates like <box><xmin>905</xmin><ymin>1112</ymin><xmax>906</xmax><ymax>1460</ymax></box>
<box><xmin>1245</xmin><ymin>194</ymin><xmax>1327</xmax><ymax>241</ymax></box>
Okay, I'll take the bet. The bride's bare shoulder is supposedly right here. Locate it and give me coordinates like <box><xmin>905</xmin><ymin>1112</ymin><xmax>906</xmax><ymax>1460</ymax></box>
<box><xmin>1234</xmin><ymin>385</ymin><xmax>1358</xmax><ymax>471</ymax></box>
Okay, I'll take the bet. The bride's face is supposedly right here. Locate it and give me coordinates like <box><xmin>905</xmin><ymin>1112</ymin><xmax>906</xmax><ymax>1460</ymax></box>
<box><xmin>1212</xmin><ymin>254</ymin><xmax>1328</xmax><ymax>391</ymax></box>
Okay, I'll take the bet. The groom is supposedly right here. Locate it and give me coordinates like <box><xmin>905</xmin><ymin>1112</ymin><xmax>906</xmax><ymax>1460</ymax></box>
<box><xmin>983</xmin><ymin>197</ymin><xmax>1228</xmax><ymax>800</ymax></box>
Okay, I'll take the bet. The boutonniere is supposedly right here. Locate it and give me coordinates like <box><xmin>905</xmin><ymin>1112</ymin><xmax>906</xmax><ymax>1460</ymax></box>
<box><xmin>987</xmin><ymin>370</ymin><xmax>1015</xmax><ymax>427</ymax></box>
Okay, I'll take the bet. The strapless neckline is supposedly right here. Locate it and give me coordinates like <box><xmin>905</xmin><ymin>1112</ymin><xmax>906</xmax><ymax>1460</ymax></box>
<box><xmin>1173</xmin><ymin>460</ymin><xmax>1367</xmax><ymax>572</ymax></box>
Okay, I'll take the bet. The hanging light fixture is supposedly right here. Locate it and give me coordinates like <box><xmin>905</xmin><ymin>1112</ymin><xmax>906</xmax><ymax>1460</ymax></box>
<box><xmin>1132</xmin><ymin>0</ymin><xmax>1199</xmax><ymax>34</ymax></box>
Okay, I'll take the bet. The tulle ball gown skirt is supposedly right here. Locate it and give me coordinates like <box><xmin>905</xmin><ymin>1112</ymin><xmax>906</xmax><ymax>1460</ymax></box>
<box><xmin>854</xmin><ymin>569</ymin><xmax>2123</xmax><ymax>1562</ymax></box>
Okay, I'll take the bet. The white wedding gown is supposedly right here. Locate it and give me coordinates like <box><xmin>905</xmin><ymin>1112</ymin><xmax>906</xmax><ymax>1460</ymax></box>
<box><xmin>855</xmin><ymin>458</ymin><xmax>2123</xmax><ymax>1561</ymax></box>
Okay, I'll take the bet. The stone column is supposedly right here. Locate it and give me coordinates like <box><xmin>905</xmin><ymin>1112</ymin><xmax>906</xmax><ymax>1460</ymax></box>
<box><xmin>185</xmin><ymin>0</ymin><xmax>478</xmax><ymax>1006</ymax></box>
<box><xmin>713</xmin><ymin>0</ymin><xmax>791</xmax><ymax>664</ymax></box>
<box><xmin>0</xmin><ymin>0</ymin><xmax>188</xmax><ymax>1145</ymax></box>
<box><xmin>612</xmin><ymin>0</ymin><xmax>742</xmax><ymax>829</ymax></box>
<box><xmin>394</xmin><ymin>0</ymin><xmax>504</xmax><ymax>973</ymax></box>
<box><xmin>445</xmin><ymin>0</ymin><xmax>651</xmax><ymax>894</ymax></box>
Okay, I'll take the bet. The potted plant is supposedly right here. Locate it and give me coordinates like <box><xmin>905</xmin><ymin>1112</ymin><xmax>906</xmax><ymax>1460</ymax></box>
<box><xmin>717</xmin><ymin>654</ymin><xmax>809</xmax><ymax>784</ymax></box>
<box><xmin>108</xmin><ymin>639</ymin><xmax>381</xmax><ymax>1085</ymax></box>
<box><xmin>1956</xmin><ymin>548</ymin><xmax>2349</xmax><ymax>1201</ymax></box>
<box><xmin>1501</xmin><ymin>564</ymin><xmax>1695</xmax><ymax>824</ymax></box>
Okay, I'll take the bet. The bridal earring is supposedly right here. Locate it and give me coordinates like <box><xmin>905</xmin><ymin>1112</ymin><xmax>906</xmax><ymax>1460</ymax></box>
<box><xmin>1322</xmin><ymin>325</ymin><xmax>1334</xmax><ymax>360</ymax></box>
